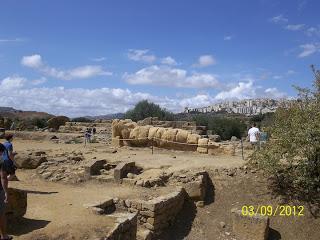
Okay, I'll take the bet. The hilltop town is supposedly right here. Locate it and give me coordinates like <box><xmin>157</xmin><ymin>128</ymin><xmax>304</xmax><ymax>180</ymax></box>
<box><xmin>184</xmin><ymin>98</ymin><xmax>292</xmax><ymax>116</ymax></box>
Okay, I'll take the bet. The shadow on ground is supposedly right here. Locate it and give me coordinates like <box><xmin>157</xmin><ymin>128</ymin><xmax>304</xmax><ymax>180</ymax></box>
<box><xmin>8</xmin><ymin>217</ymin><xmax>50</xmax><ymax>235</ymax></box>
<box><xmin>269</xmin><ymin>228</ymin><xmax>282</xmax><ymax>240</ymax></box>
<box><xmin>205</xmin><ymin>175</ymin><xmax>215</xmax><ymax>205</ymax></box>
<box><xmin>157</xmin><ymin>198</ymin><xmax>197</xmax><ymax>240</ymax></box>
<box><xmin>24</xmin><ymin>190</ymin><xmax>58</xmax><ymax>195</ymax></box>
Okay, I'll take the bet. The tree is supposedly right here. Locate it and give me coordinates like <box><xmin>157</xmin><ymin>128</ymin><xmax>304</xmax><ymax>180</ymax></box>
<box><xmin>251</xmin><ymin>65</ymin><xmax>320</xmax><ymax>207</ymax></box>
<box><xmin>125</xmin><ymin>100</ymin><xmax>174</xmax><ymax>122</ymax></box>
<box><xmin>72</xmin><ymin>117</ymin><xmax>93</xmax><ymax>122</ymax></box>
<box><xmin>47</xmin><ymin>116</ymin><xmax>70</xmax><ymax>130</ymax></box>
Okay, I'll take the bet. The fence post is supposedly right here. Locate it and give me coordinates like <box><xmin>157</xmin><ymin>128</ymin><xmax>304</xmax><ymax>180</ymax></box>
<box><xmin>241</xmin><ymin>139</ymin><xmax>244</xmax><ymax>160</ymax></box>
<box><xmin>151</xmin><ymin>138</ymin><xmax>154</xmax><ymax>155</ymax></box>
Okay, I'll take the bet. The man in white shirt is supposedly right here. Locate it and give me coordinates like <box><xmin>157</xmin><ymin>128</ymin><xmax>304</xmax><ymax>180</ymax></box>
<box><xmin>248</xmin><ymin>123</ymin><xmax>260</xmax><ymax>150</ymax></box>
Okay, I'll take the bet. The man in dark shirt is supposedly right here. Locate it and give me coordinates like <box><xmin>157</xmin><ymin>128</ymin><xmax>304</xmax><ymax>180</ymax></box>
<box><xmin>0</xmin><ymin>143</ymin><xmax>11</xmax><ymax>240</ymax></box>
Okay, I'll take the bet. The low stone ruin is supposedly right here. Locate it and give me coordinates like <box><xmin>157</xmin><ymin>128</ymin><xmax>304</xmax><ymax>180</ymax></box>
<box><xmin>37</xmin><ymin>152</ymin><xmax>87</xmax><ymax>183</ymax></box>
<box><xmin>112</xmin><ymin>119</ymin><xmax>234</xmax><ymax>155</ymax></box>
<box><xmin>106</xmin><ymin>212</ymin><xmax>137</xmax><ymax>240</ymax></box>
<box><xmin>6</xmin><ymin>188</ymin><xmax>27</xmax><ymax>223</ymax></box>
<box><xmin>84</xmin><ymin>188</ymin><xmax>186</xmax><ymax>239</ymax></box>
<box><xmin>59</xmin><ymin>121</ymin><xmax>112</xmax><ymax>134</ymax></box>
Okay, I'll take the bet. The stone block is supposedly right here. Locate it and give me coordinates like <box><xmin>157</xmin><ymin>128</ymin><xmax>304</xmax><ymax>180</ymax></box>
<box><xmin>184</xmin><ymin>180</ymin><xmax>206</xmax><ymax>201</ymax></box>
<box><xmin>84</xmin><ymin>159</ymin><xmax>107</xmax><ymax>176</ymax></box>
<box><xmin>231</xmin><ymin>209</ymin><xmax>269</xmax><ymax>240</ymax></box>
<box><xmin>114</xmin><ymin>161</ymin><xmax>135</xmax><ymax>182</ymax></box>
<box><xmin>6</xmin><ymin>188</ymin><xmax>27</xmax><ymax>222</ymax></box>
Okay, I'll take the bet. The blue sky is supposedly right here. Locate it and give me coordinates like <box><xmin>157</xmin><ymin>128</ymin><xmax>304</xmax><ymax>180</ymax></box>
<box><xmin>0</xmin><ymin>0</ymin><xmax>319</xmax><ymax>116</ymax></box>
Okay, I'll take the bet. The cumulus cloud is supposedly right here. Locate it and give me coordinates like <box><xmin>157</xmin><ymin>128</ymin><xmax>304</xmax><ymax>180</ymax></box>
<box><xmin>298</xmin><ymin>43</ymin><xmax>320</xmax><ymax>58</ymax></box>
<box><xmin>127</xmin><ymin>49</ymin><xmax>156</xmax><ymax>63</ymax></box>
<box><xmin>264</xmin><ymin>88</ymin><xmax>287</xmax><ymax>98</ymax></box>
<box><xmin>0</xmin><ymin>76</ymin><xmax>203</xmax><ymax>116</ymax></box>
<box><xmin>285</xmin><ymin>24</ymin><xmax>305</xmax><ymax>31</ymax></box>
<box><xmin>21</xmin><ymin>54</ymin><xmax>112</xmax><ymax>80</ymax></box>
<box><xmin>269</xmin><ymin>15</ymin><xmax>288</xmax><ymax>24</ymax></box>
<box><xmin>0</xmin><ymin>75</ymin><xmax>289</xmax><ymax>116</ymax></box>
<box><xmin>161</xmin><ymin>56</ymin><xmax>177</xmax><ymax>65</ymax></box>
<box><xmin>215</xmin><ymin>81</ymin><xmax>286</xmax><ymax>100</ymax></box>
<box><xmin>0</xmin><ymin>76</ymin><xmax>26</xmax><ymax>90</ymax></box>
<box><xmin>21</xmin><ymin>54</ymin><xmax>43</xmax><ymax>68</ymax></box>
<box><xmin>193</xmin><ymin>55</ymin><xmax>216</xmax><ymax>67</ymax></box>
<box><xmin>123</xmin><ymin>65</ymin><xmax>219</xmax><ymax>88</ymax></box>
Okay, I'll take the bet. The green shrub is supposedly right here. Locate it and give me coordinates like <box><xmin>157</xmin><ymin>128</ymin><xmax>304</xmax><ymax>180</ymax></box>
<box><xmin>251</xmin><ymin>65</ymin><xmax>320</xmax><ymax>205</ymax></box>
<box><xmin>193</xmin><ymin>115</ymin><xmax>247</xmax><ymax>140</ymax></box>
<box><xmin>125</xmin><ymin>100</ymin><xmax>174</xmax><ymax>122</ymax></box>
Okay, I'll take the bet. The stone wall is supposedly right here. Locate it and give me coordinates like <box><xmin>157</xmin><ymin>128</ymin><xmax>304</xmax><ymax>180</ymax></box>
<box><xmin>112</xmin><ymin>119</ymin><xmax>233</xmax><ymax>155</ymax></box>
<box><xmin>106</xmin><ymin>212</ymin><xmax>137</xmax><ymax>240</ymax></box>
<box><xmin>59</xmin><ymin>121</ymin><xmax>112</xmax><ymax>134</ymax></box>
<box><xmin>115</xmin><ymin>188</ymin><xmax>186</xmax><ymax>235</ymax></box>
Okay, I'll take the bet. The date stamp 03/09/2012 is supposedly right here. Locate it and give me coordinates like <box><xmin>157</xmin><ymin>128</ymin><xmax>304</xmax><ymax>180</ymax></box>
<box><xmin>241</xmin><ymin>205</ymin><xmax>304</xmax><ymax>217</ymax></box>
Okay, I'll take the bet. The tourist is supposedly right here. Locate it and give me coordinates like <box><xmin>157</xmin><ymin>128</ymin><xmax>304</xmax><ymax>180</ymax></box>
<box><xmin>0</xmin><ymin>143</ymin><xmax>12</xmax><ymax>240</ymax></box>
<box><xmin>2</xmin><ymin>134</ymin><xmax>17</xmax><ymax>181</ymax></box>
<box><xmin>92</xmin><ymin>127</ymin><xmax>96</xmax><ymax>135</ymax></box>
<box><xmin>248</xmin><ymin>123</ymin><xmax>260</xmax><ymax>150</ymax></box>
<box><xmin>84</xmin><ymin>129</ymin><xmax>91</xmax><ymax>146</ymax></box>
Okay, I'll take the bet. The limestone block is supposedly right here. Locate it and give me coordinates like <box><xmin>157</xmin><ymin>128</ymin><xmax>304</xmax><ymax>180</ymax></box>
<box><xmin>231</xmin><ymin>209</ymin><xmax>269</xmax><ymax>240</ymax></box>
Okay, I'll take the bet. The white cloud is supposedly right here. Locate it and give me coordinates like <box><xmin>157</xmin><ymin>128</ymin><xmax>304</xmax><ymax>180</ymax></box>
<box><xmin>0</xmin><ymin>75</ymin><xmax>289</xmax><ymax>116</ymax></box>
<box><xmin>128</xmin><ymin>49</ymin><xmax>156</xmax><ymax>63</ymax></box>
<box><xmin>215</xmin><ymin>80</ymin><xmax>286</xmax><ymax>100</ymax></box>
<box><xmin>215</xmin><ymin>81</ymin><xmax>257</xmax><ymax>100</ymax></box>
<box><xmin>264</xmin><ymin>88</ymin><xmax>286</xmax><ymax>98</ymax></box>
<box><xmin>0</xmin><ymin>38</ymin><xmax>25</xmax><ymax>43</ymax></box>
<box><xmin>91</xmin><ymin>57</ymin><xmax>106</xmax><ymax>62</ymax></box>
<box><xmin>193</xmin><ymin>55</ymin><xmax>216</xmax><ymax>67</ymax></box>
<box><xmin>224</xmin><ymin>36</ymin><xmax>233</xmax><ymax>41</ymax></box>
<box><xmin>285</xmin><ymin>24</ymin><xmax>305</xmax><ymax>31</ymax></box>
<box><xmin>21</xmin><ymin>54</ymin><xmax>112</xmax><ymax>80</ymax></box>
<box><xmin>124</xmin><ymin>65</ymin><xmax>219</xmax><ymax>88</ymax></box>
<box><xmin>0</xmin><ymin>76</ymin><xmax>26</xmax><ymax>90</ymax></box>
<box><xmin>298</xmin><ymin>43</ymin><xmax>320</xmax><ymax>58</ymax></box>
<box><xmin>21</xmin><ymin>54</ymin><xmax>43</xmax><ymax>68</ymax></box>
<box><xmin>305</xmin><ymin>26</ymin><xmax>320</xmax><ymax>37</ymax></box>
<box><xmin>269</xmin><ymin>15</ymin><xmax>288</xmax><ymax>24</ymax></box>
<box><xmin>161</xmin><ymin>56</ymin><xmax>177</xmax><ymax>65</ymax></box>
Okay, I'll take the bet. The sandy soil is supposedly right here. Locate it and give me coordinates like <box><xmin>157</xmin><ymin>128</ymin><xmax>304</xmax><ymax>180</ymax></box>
<box><xmin>6</xmin><ymin>137</ymin><xmax>320</xmax><ymax>239</ymax></box>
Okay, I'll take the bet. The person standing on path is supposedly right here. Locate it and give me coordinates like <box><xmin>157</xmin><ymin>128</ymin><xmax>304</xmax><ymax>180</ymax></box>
<box><xmin>248</xmin><ymin>123</ymin><xmax>260</xmax><ymax>151</ymax></box>
<box><xmin>0</xmin><ymin>143</ymin><xmax>12</xmax><ymax>240</ymax></box>
<box><xmin>2</xmin><ymin>135</ymin><xmax>17</xmax><ymax>181</ymax></box>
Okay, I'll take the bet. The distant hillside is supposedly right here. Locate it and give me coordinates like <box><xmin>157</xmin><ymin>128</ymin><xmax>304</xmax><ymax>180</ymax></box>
<box><xmin>0</xmin><ymin>107</ymin><xmax>54</xmax><ymax>120</ymax></box>
<box><xmin>83</xmin><ymin>113</ymin><xmax>125</xmax><ymax>120</ymax></box>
